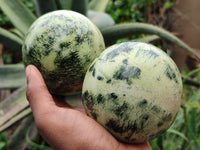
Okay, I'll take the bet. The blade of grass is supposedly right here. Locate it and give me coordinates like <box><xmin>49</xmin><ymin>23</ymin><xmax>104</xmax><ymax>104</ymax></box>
<box><xmin>187</xmin><ymin>108</ymin><xmax>200</xmax><ymax>149</ymax></box>
<box><xmin>0</xmin><ymin>27</ymin><xmax>23</xmax><ymax>52</ymax></box>
<box><xmin>183</xmin><ymin>87</ymin><xmax>200</xmax><ymax>150</ymax></box>
<box><xmin>0</xmin><ymin>0</ymin><xmax>36</xmax><ymax>35</ymax></box>
<box><xmin>183</xmin><ymin>78</ymin><xmax>200</xmax><ymax>87</ymax></box>
<box><xmin>101</xmin><ymin>23</ymin><xmax>200</xmax><ymax>61</ymax></box>
<box><xmin>32</xmin><ymin>0</ymin><xmax>57</xmax><ymax>16</ymax></box>
<box><xmin>0</xmin><ymin>64</ymin><xmax>26</xmax><ymax>89</ymax></box>
<box><xmin>89</xmin><ymin>0</ymin><xmax>110</xmax><ymax>12</ymax></box>
<box><xmin>182</xmin><ymin>67</ymin><xmax>200</xmax><ymax>84</ymax></box>
<box><xmin>167</xmin><ymin>128</ymin><xmax>189</xmax><ymax>143</ymax></box>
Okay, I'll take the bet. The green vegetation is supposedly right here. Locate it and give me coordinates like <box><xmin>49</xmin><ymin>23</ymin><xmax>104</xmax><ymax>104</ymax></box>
<box><xmin>0</xmin><ymin>9</ymin><xmax>12</xmax><ymax>28</ymax></box>
<box><xmin>0</xmin><ymin>132</ymin><xmax>7</xmax><ymax>150</ymax></box>
<box><xmin>0</xmin><ymin>0</ymin><xmax>200</xmax><ymax>150</ymax></box>
<box><xmin>106</xmin><ymin>0</ymin><xmax>157</xmax><ymax>22</ymax></box>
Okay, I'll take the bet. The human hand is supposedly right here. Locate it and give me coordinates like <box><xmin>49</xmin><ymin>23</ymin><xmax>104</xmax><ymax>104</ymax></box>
<box><xmin>25</xmin><ymin>65</ymin><xmax>151</xmax><ymax>150</ymax></box>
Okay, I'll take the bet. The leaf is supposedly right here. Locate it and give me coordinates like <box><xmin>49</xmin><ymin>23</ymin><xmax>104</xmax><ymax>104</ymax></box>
<box><xmin>65</xmin><ymin>93</ymin><xmax>83</xmax><ymax>108</ymax></box>
<box><xmin>101</xmin><ymin>23</ymin><xmax>200</xmax><ymax>61</ymax></box>
<box><xmin>56</xmin><ymin>0</ymin><xmax>72</xmax><ymax>9</ymax></box>
<box><xmin>89</xmin><ymin>0</ymin><xmax>110</xmax><ymax>12</ymax></box>
<box><xmin>164</xmin><ymin>1</ymin><xmax>174</xmax><ymax>9</ymax></box>
<box><xmin>0</xmin><ymin>86</ymin><xmax>29</xmax><ymax>132</ymax></box>
<box><xmin>0</xmin><ymin>0</ymin><xmax>36</xmax><ymax>35</ymax></box>
<box><xmin>32</xmin><ymin>0</ymin><xmax>57</xmax><ymax>16</ymax></box>
<box><xmin>0</xmin><ymin>107</ymin><xmax>31</xmax><ymax>132</ymax></box>
<box><xmin>133</xmin><ymin>35</ymin><xmax>160</xmax><ymax>43</ymax></box>
<box><xmin>186</xmin><ymin>107</ymin><xmax>200</xmax><ymax>149</ymax></box>
<box><xmin>0</xmin><ymin>142</ymin><xmax>6</xmax><ymax>149</ymax></box>
<box><xmin>0</xmin><ymin>87</ymin><xmax>83</xmax><ymax>132</ymax></box>
<box><xmin>71</xmin><ymin>0</ymin><xmax>88</xmax><ymax>15</ymax></box>
<box><xmin>0</xmin><ymin>27</ymin><xmax>23</xmax><ymax>52</ymax></box>
<box><xmin>0</xmin><ymin>64</ymin><xmax>26</xmax><ymax>89</ymax></box>
<box><xmin>87</xmin><ymin>10</ymin><xmax>115</xmax><ymax>29</ymax></box>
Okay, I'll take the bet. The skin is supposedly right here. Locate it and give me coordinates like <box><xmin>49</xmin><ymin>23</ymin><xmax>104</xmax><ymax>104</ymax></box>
<box><xmin>25</xmin><ymin>65</ymin><xmax>152</xmax><ymax>150</ymax></box>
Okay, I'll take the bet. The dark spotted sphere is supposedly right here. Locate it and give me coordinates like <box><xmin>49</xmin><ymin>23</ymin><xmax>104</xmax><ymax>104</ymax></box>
<box><xmin>82</xmin><ymin>42</ymin><xmax>182</xmax><ymax>143</ymax></box>
<box><xmin>22</xmin><ymin>10</ymin><xmax>105</xmax><ymax>95</ymax></box>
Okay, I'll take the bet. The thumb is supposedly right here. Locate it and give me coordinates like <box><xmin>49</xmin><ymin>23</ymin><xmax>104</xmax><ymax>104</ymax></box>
<box><xmin>26</xmin><ymin>65</ymin><xmax>55</xmax><ymax>117</ymax></box>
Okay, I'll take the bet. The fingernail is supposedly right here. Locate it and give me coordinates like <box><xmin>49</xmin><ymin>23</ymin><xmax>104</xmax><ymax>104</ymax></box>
<box><xmin>25</xmin><ymin>65</ymin><xmax>32</xmax><ymax>79</ymax></box>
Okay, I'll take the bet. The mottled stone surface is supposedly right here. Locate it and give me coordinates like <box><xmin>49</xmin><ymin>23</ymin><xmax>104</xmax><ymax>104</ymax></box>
<box><xmin>22</xmin><ymin>10</ymin><xmax>105</xmax><ymax>95</ymax></box>
<box><xmin>82</xmin><ymin>42</ymin><xmax>182</xmax><ymax>143</ymax></box>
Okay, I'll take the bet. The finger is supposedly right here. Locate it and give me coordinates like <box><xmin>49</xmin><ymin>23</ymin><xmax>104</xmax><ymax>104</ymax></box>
<box><xmin>25</xmin><ymin>65</ymin><xmax>55</xmax><ymax>116</ymax></box>
<box><xmin>121</xmin><ymin>141</ymin><xmax>152</xmax><ymax>150</ymax></box>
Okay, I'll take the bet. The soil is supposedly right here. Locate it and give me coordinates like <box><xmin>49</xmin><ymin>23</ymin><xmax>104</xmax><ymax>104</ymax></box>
<box><xmin>171</xmin><ymin>0</ymin><xmax>200</xmax><ymax>67</ymax></box>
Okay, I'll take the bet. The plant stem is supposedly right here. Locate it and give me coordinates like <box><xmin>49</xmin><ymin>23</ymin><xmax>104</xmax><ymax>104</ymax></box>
<box><xmin>101</xmin><ymin>23</ymin><xmax>200</xmax><ymax>61</ymax></box>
